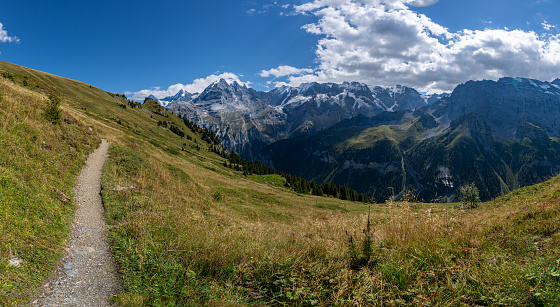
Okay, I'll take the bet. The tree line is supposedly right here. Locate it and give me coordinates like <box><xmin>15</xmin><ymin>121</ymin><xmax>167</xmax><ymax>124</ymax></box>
<box><xmin>215</xmin><ymin>146</ymin><xmax>369</xmax><ymax>203</ymax></box>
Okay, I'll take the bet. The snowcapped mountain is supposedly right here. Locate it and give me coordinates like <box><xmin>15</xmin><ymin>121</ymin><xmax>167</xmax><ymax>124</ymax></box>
<box><xmin>150</xmin><ymin>89</ymin><xmax>197</xmax><ymax>107</ymax></box>
<box><xmin>168</xmin><ymin>80</ymin><xmax>285</xmax><ymax>158</ymax></box>
<box><xmin>165</xmin><ymin>79</ymin><xmax>445</xmax><ymax>158</ymax></box>
<box><xmin>259</xmin><ymin>76</ymin><xmax>560</xmax><ymax>202</ymax></box>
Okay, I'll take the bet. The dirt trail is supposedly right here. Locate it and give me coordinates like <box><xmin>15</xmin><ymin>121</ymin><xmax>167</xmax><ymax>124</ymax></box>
<box><xmin>34</xmin><ymin>139</ymin><xmax>120</xmax><ymax>306</ymax></box>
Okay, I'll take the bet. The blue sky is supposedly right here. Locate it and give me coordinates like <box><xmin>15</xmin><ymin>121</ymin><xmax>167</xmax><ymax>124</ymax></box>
<box><xmin>1</xmin><ymin>0</ymin><xmax>559</xmax><ymax>99</ymax></box>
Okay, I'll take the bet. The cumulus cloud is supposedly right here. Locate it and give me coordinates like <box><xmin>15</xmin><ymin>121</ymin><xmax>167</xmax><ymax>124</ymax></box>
<box><xmin>266</xmin><ymin>0</ymin><xmax>560</xmax><ymax>93</ymax></box>
<box><xmin>259</xmin><ymin>65</ymin><xmax>314</xmax><ymax>77</ymax></box>
<box><xmin>126</xmin><ymin>72</ymin><xmax>249</xmax><ymax>101</ymax></box>
<box><xmin>0</xmin><ymin>23</ymin><xmax>19</xmax><ymax>43</ymax></box>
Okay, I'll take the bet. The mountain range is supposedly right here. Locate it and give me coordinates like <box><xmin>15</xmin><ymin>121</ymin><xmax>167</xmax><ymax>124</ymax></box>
<box><xmin>163</xmin><ymin>80</ymin><xmax>447</xmax><ymax>159</ymax></box>
<box><xmin>158</xmin><ymin>77</ymin><xmax>560</xmax><ymax>202</ymax></box>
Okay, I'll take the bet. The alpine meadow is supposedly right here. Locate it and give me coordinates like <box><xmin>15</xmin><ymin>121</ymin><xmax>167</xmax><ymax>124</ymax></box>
<box><xmin>1</xmin><ymin>58</ymin><xmax>560</xmax><ymax>306</ymax></box>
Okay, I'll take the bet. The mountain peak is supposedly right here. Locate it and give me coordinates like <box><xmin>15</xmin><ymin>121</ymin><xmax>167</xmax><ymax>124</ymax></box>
<box><xmin>211</xmin><ymin>78</ymin><xmax>244</xmax><ymax>89</ymax></box>
<box><xmin>147</xmin><ymin>94</ymin><xmax>160</xmax><ymax>102</ymax></box>
<box><xmin>159</xmin><ymin>89</ymin><xmax>194</xmax><ymax>107</ymax></box>
<box><xmin>341</xmin><ymin>81</ymin><xmax>369</xmax><ymax>91</ymax></box>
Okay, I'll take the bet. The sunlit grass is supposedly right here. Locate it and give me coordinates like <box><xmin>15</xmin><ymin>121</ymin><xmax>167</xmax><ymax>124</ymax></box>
<box><xmin>103</xmin><ymin>137</ymin><xmax>560</xmax><ymax>305</ymax></box>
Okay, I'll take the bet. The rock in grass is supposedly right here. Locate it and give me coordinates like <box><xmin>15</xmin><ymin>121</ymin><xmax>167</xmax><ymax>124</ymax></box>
<box><xmin>52</xmin><ymin>187</ymin><xmax>70</xmax><ymax>203</ymax></box>
<box><xmin>9</xmin><ymin>258</ymin><xmax>23</xmax><ymax>267</ymax></box>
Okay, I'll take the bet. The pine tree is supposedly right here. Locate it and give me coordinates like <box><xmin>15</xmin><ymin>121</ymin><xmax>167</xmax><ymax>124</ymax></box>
<box><xmin>45</xmin><ymin>94</ymin><xmax>62</xmax><ymax>125</ymax></box>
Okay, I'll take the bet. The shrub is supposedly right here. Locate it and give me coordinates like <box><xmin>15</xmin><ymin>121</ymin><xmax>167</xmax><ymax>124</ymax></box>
<box><xmin>1</xmin><ymin>71</ymin><xmax>14</xmax><ymax>82</ymax></box>
<box><xmin>45</xmin><ymin>94</ymin><xmax>62</xmax><ymax>124</ymax></box>
<box><xmin>458</xmin><ymin>183</ymin><xmax>480</xmax><ymax>209</ymax></box>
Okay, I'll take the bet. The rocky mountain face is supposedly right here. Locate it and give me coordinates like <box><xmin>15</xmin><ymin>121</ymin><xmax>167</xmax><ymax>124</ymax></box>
<box><xmin>164</xmin><ymin>80</ymin><xmax>440</xmax><ymax>159</ymax></box>
<box><xmin>166</xmin><ymin>80</ymin><xmax>285</xmax><ymax>159</ymax></box>
<box><xmin>432</xmin><ymin>77</ymin><xmax>560</xmax><ymax>138</ymax></box>
<box><xmin>259</xmin><ymin>78</ymin><xmax>560</xmax><ymax>202</ymax></box>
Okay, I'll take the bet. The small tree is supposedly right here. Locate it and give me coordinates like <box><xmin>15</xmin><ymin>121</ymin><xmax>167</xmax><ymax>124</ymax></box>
<box><xmin>459</xmin><ymin>183</ymin><xmax>480</xmax><ymax>209</ymax></box>
<box><xmin>346</xmin><ymin>206</ymin><xmax>377</xmax><ymax>270</ymax></box>
<box><xmin>45</xmin><ymin>94</ymin><xmax>61</xmax><ymax>124</ymax></box>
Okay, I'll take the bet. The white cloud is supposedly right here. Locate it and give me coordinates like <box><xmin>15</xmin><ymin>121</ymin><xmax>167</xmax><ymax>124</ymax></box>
<box><xmin>0</xmin><ymin>23</ymin><xmax>19</xmax><ymax>43</ymax></box>
<box><xmin>259</xmin><ymin>65</ymin><xmax>314</xmax><ymax>77</ymax></box>
<box><xmin>542</xmin><ymin>21</ymin><xmax>557</xmax><ymax>31</ymax></box>
<box><xmin>126</xmin><ymin>72</ymin><xmax>249</xmax><ymax>101</ymax></box>
<box><xmin>295</xmin><ymin>0</ymin><xmax>414</xmax><ymax>13</ymax></box>
<box><xmin>265</xmin><ymin>0</ymin><xmax>560</xmax><ymax>93</ymax></box>
<box><xmin>409</xmin><ymin>0</ymin><xmax>439</xmax><ymax>8</ymax></box>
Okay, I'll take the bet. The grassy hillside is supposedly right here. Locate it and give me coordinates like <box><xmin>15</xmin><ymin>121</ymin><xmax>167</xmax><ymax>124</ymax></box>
<box><xmin>0</xmin><ymin>61</ymin><xmax>559</xmax><ymax>306</ymax></box>
<box><xmin>104</xmin><ymin>142</ymin><xmax>560</xmax><ymax>306</ymax></box>
<box><xmin>0</xmin><ymin>64</ymin><xmax>100</xmax><ymax>304</ymax></box>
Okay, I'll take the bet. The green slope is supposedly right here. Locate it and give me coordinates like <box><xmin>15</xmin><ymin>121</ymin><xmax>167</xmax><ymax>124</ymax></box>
<box><xmin>0</xmin><ymin>61</ymin><xmax>559</xmax><ymax>306</ymax></box>
<box><xmin>261</xmin><ymin>110</ymin><xmax>560</xmax><ymax>202</ymax></box>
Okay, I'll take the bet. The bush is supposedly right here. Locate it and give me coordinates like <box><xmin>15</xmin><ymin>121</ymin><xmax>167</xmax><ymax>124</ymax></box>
<box><xmin>45</xmin><ymin>94</ymin><xmax>62</xmax><ymax>124</ymax></box>
<box><xmin>458</xmin><ymin>183</ymin><xmax>480</xmax><ymax>209</ymax></box>
<box><xmin>1</xmin><ymin>71</ymin><xmax>14</xmax><ymax>82</ymax></box>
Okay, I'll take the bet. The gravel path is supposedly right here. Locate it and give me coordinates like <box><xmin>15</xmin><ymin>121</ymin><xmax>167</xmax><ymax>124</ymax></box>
<box><xmin>34</xmin><ymin>139</ymin><xmax>120</xmax><ymax>306</ymax></box>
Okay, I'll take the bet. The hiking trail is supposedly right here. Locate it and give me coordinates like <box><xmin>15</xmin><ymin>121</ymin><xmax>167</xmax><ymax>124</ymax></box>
<box><xmin>34</xmin><ymin>139</ymin><xmax>120</xmax><ymax>306</ymax></box>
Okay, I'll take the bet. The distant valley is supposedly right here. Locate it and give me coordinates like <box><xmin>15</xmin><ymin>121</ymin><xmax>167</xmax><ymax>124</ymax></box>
<box><xmin>158</xmin><ymin>77</ymin><xmax>560</xmax><ymax>202</ymax></box>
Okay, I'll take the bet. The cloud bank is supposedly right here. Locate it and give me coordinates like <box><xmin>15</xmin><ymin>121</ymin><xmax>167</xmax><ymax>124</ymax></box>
<box><xmin>126</xmin><ymin>72</ymin><xmax>249</xmax><ymax>101</ymax></box>
<box><xmin>264</xmin><ymin>0</ymin><xmax>560</xmax><ymax>93</ymax></box>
